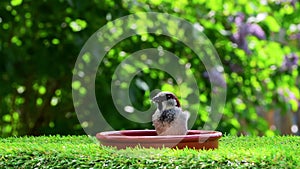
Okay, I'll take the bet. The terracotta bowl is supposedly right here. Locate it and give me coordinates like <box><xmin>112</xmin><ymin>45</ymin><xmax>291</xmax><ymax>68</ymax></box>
<box><xmin>96</xmin><ymin>130</ymin><xmax>222</xmax><ymax>149</ymax></box>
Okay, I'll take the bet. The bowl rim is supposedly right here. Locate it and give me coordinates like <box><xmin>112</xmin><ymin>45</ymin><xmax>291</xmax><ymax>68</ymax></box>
<box><xmin>96</xmin><ymin>130</ymin><xmax>222</xmax><ymax>143</ymax></box>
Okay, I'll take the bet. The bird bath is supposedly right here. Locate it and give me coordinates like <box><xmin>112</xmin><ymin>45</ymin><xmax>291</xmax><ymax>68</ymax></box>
<box><xmin>96</xmin><ymin>130</ymin><xmax>222</xmax><ymax>149</ymax></box>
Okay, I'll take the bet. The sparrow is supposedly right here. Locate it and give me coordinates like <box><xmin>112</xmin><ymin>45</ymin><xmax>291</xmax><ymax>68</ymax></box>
<box><xmin>151</xmin><ymin>91</ymin><xmax>190</xmax><ymax>136</ymax></box>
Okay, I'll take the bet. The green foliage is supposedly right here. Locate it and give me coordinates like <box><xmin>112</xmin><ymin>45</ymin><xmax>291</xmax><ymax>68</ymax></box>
<box><xmin>0</xmin><ymin>135</ymin><xmax>299</xmax><ymax>168</ymax></box>
<box><xmin>1</xmin><ymin>0</ymin><xmax>300</xmax><ymax>136</ymax></box>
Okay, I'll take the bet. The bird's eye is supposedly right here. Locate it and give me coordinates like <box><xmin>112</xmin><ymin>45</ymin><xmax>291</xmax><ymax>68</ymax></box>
<box><xmin>166</xmin><ymin>94</ymin><xmax>173</xmax><ymax>99</ymax></box>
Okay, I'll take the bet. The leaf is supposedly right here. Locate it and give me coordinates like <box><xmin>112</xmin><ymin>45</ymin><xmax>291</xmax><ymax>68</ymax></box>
<box><xmin>289</xmin><ymin>99</ymin><xmax>298</xmax><ymax>112</ymax></box>
<box><xmin>264</xmin><ymin>16</ymin><xmax>280</xmax><ymax>32</ymax></box>
<box><xmin>69</xmin><ymin>19</ymin><xmax>87</xmax><ymax>32</ymax></box>
<box><xmin>10</xmin><ymin>0</ymin><xmax>23</xmax><ymax>6</ymax></box>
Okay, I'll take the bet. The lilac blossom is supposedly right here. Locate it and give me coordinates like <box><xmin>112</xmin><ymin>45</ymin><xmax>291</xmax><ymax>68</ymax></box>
<box><xmin>290</xmin><ymin>33</ymin><xmax>300</xmax><ymax>40</ymax></box>
<box><xmin>281</xmin><ymin>53</ymin><xmax>299</xmax><ymax>71</ymax></box>
<box><xmin>203</xmin><ymin>68</ymin><xmax>226</xmax><ymax>88</ymax></box>
<box><xmin>230</xmin><ymin>13</ymin><xmax>266</xmax><ymax>55</ymax></box>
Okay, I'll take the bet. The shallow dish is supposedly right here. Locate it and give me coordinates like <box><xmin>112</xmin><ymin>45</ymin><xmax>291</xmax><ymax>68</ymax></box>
<box><xmin>96</xmin><ymin>130</ymin><xmax>222</xmax><ymax>149</ymax></box>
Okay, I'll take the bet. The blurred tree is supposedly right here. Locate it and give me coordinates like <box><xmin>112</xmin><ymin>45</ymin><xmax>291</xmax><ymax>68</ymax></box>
<box><xmin>0</xmin><ymin>0</ymin><xmax>299</xmax><ymax>137</ymax></box>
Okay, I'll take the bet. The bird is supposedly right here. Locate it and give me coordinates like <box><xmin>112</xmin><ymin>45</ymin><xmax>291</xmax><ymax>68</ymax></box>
<box><xmin>151</xmin><ymin>91</ymin><xmax>190</xmax><ymax>136</ymax></box>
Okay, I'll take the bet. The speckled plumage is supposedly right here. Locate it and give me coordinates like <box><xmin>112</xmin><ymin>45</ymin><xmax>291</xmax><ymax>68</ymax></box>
<box><xmin>159</xmin><ymin>109</ymin><xmax>176</xmax><ymax>123</ymax></box>
<box><xmin>151</xmin><ymin>92</ymin><xmax>190</xmax><ymax>136</ymax></box>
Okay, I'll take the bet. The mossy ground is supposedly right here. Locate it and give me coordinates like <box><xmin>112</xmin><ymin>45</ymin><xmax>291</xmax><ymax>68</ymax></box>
<box><xmin>0</xmin><ymin>135</ymin><xmax>299</xmax><ymax>168</ymax></box>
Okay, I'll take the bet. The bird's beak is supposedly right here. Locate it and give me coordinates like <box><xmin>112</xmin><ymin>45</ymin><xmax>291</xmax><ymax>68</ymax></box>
<box><xmin>151</xmin><ymin>95</ymin><xmax>164</xmax><ymax>111</ymax></box>
<box><xmin>151</xmin><ymin>95</ymin><xmax>164</xmax><ymax>103</ymax></box>
<box><xmin>151</xmin><ymin>95</ymin><xmax>159</xmax><ymax>103</ymax></box>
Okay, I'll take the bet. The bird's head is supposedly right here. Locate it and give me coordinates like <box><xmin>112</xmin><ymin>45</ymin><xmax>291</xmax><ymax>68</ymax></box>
<box><xmin>151</xmin><ymin>91</ymin><xmax>181</xmax><ymax>111</ymax></box>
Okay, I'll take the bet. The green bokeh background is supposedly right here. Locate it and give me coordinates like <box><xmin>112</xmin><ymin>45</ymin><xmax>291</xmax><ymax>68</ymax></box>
<box><xmin>0</xmin><ymin>0</ymin><xmax>299</xmax><ymax>137</ymax></box>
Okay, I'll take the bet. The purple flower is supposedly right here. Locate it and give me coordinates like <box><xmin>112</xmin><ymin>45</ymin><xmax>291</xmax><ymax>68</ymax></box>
<box><xmin>231</xmin><ymin>24</ymin><xmax>251</xmax><ymax>54</ymax></box>
<box><xmin>290</xmin><ymin>33</ymin><xmax>300</xmax><ymax>40</ymax></box>
<box><xmin>203</xmin><ymin>69</ymin><xmax>226</xmax><ymax>88</ymax></box>
<box><xmin>231</xmin><ymin>13</ymin><xmax>266</xmax><ymax>55</ymax></box>
<box><xmin>281</xmin><ymin>53</ymin><xmax>299</xmax><ymax>71</ymax></box>
<box><xmin>248</xmin><ymin>24</ymin><xmax>266</xmax><ymax>39</ymax></box>
<box><xmin>291</xmin><ymin>0</ymin><xmax>296</xmax><ymax>8</ymax></box>
<box><xmin>234</xmin><ymin>13</ymin><xmax>245</xmax><ymax>26</ymax></box>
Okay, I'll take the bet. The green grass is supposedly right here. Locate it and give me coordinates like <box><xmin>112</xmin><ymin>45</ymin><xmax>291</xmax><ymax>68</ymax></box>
<box><xmin>0</xmin><ymin>135</ymin><xmax>299</xmax><ymax>168</ymax></box>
